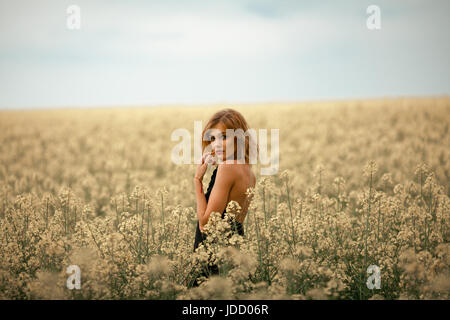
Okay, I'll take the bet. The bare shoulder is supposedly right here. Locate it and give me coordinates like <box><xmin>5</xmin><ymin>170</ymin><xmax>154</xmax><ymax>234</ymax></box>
<box><xmin>216</xmin><ymin>163</ymin><xmax>240</xmax><ymax>179</ymax></box>
<box><xmin>216</xmin><ymin>163</ymin><xmax>256</xmax><ymax>186</ymax></box>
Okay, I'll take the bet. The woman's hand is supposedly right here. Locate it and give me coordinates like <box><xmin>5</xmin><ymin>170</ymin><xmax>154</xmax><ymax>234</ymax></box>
<box><xmin>194</xmin><ymin>152</ymin><xmax>216</xmax><ymax>181</ymax></box>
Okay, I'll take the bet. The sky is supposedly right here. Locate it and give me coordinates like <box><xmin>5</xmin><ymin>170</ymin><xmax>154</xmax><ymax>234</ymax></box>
<box><xmin>0</xmin><ymin>0</ymin><xmax>449</xmax><ymax>110</ymax></box>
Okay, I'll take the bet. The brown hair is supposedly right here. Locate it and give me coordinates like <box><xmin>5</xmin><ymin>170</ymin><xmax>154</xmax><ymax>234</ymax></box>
<box><xmin>201</xmin><ymin>108</ymin><xmax>258</xmax><ymax>164</ymax></box>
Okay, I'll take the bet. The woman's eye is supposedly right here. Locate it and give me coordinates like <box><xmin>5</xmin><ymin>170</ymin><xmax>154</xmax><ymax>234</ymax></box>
<box><xmin>211</xmin><ymin>134</ymin><xmax>226</xmax><ymax>141</ymax></box>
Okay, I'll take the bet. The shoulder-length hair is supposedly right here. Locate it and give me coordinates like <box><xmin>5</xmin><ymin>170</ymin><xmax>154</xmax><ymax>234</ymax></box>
<box><xmin>201</xmin><ymin>108</ymin><xmax>258</xmax><ymax>164</ymax></box>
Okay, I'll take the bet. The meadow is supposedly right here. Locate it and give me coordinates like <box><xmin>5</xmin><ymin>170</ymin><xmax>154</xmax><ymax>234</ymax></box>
<box><xmin>0</xmin><ymin>97</ymin><xmax>449</xmax><ymax>299</ymax></box>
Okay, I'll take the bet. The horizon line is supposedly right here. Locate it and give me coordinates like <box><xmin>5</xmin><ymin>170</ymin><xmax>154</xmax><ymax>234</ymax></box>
<box><xmin>1</xmin><ymin>94</ymin><xmax>448</xmax><ymax>112</ymax></box>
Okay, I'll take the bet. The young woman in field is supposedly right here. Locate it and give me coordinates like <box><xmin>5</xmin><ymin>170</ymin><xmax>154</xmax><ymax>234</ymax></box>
<box><xmin>190</xmin><ymin>108</ymin><xmax>256</xmax><ymax>286</ymax></box>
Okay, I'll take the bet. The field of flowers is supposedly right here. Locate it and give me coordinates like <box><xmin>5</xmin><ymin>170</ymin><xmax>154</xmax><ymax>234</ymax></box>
<box><xmin>0</xmin><ymin>97</ymin><xmax>449</xmax><ymax>300</ymax></box>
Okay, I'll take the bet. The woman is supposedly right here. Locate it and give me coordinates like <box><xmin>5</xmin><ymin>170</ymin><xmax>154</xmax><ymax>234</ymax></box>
<box><xmin>190</xmin><ymin>108</ymin><xmax>257</xmax><ymax>286</ymax></box>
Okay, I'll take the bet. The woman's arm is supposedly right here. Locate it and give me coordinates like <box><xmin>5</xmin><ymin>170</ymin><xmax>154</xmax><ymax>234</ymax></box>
<box><xmin>193</xmin><ymin>152</ymin><xmax>213</xmax><ymax>226</ymax></box>
<box><xmin>194</xmin><ymin>177</ymin><xmax>207</xmax><ymax>224</ymax></box>
<box><xmin>197</xmin><ymin>164</ymin><xmax>235</xmax><ymax>232</ymax></box>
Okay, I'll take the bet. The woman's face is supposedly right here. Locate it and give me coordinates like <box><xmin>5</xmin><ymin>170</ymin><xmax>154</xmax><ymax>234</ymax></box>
<box><xmin>210</xmin><ymin>122</ymin><xmax>235</xmax><ymax>162</ymax></box>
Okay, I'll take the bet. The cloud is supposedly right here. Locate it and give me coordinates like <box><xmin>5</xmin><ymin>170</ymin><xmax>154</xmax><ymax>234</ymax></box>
<box><xmin>0</xmin><ymin>0</ymin><xmax>449</xmax><ymax>109</ymax></box>
<box><xmin>0</xmin><ymin>0</ymin><xmax>350</xmax><ymax>62</ymax></box>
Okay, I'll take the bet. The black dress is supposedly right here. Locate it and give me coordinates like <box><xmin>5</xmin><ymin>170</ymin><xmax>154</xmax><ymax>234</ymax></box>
<box><xmin>193</xmin><ymin>165</ymin><xmax>244</xmax><ymax>251</ymax></box>
<box><xmin>190</xmin><ymin>165</ymin><xmax>244</xmax><ymax>287</ymax></box>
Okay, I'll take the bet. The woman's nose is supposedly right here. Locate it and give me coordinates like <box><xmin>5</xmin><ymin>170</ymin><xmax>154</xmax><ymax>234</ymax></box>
<box><xmin>212</xmin><ymin>139</ymin><xmax>221</xmax><ymax>150</ymax></box>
